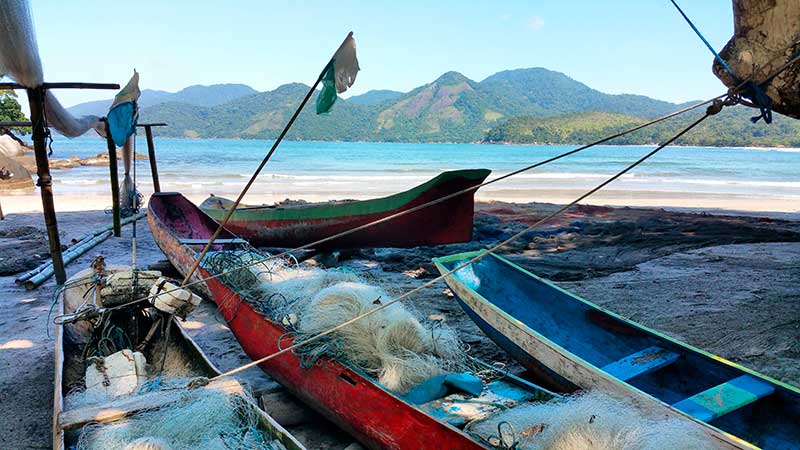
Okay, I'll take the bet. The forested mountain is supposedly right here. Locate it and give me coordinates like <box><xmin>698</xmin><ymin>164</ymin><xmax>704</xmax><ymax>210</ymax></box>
<box><xmin>65</xmin><ymin>67</ymin><xmax>798</xmax><ymax>147</ymax></box>
<box><xmin>347</xmin><ymin>90</ymin><xmax>404</xmax><ymax>105</ymax></box>
<box><xmin>67</xmin><ymin>84</ymin><xmax>257</xmax><ymax>117</ymax></box>
<box><xmin>485</xmin><ymin>109</ymin><xmax>800</xmax><ymax>147</ymax></box>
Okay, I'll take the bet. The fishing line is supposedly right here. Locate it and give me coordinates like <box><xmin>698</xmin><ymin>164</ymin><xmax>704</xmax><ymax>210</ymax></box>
<box><xmin>107</xmin><ymin>46</ymin><xmax>800</xmax><ymax>317</ymax></box>
<box><xmin>106</xmin><ymin>93</ymin><xmax>715</xmax><ymax>312</ymax></box>
<box><xmin>208</xmin><ymin>109</ymin><xmax>714</xmax><ymax>382</ymax></box>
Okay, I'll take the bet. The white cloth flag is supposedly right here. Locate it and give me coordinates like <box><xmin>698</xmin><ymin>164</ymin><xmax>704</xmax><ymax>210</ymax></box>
<box><xmin>0</xmin><ymin>0</ymin><xmax>102</xmax><ymax>137</ymax></box>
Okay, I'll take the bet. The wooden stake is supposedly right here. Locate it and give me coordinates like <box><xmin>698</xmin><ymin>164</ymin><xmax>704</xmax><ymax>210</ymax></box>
<box><xmin>104</xmin><ymin>120</ymin><xmax>121</xmax><ymax>237</ymax></box>
<box><xmin>26</xmin><ymin>87</ymin><xmax>66</xmax><ymax>285</ymax></box>
<box><xmin>143</xmin><ymin>125</ymin><xmax>161</xmax><ymax>192</ymax></box>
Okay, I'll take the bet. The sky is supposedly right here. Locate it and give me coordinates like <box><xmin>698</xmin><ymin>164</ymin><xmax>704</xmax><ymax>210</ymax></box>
<box><xmin>26</xmin><ymin>0</ymin><xmax>735</xmax><ymax>109</ymax></box>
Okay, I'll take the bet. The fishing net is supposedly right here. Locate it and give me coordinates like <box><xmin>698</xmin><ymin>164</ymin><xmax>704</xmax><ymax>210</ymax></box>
<box><xmin>466</xmin><ymin>391</ymin><xmax>717</xmax><ymax>450</ymax></box>
<box><xmin>201</xmin><ymin>250</ymin><xmax>468</xmax><ymax>394</ymax></box>
<box><xmin>75</xmin><ymin>390</ymin><xmax>288</xmax><ymax>450</ymax></box>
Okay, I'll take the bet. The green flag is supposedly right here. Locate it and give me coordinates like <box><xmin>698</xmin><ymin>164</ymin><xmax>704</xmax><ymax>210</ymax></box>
<box><xmin>316</xmin><ymin>32</ymin><xmax>360</xmax><ymax>114</ymax></box>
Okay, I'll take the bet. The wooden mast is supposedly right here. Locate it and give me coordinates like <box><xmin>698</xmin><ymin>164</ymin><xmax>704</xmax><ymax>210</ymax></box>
<box><xmin>104</xmin><ymin>119</ymin><xmax>122</xmax><ymax>237</ymax></box>
<box><xmin>137</xmin><ymin>122</ymin><xmax>167</xmax><ymax>193</ymax></box>
<box><xmin>0</xmin><ymin>82</ymin><xmax>119</xmax><ymax>285</ymax></box>
<box><xmin>26</xmin><ymin>86</ymin><xmax>67</xmax><ymax>284</ymax></box>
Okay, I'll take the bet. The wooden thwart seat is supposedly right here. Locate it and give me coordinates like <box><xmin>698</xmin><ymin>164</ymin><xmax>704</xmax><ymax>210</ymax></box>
<box><xmin>178</xmin><ymin>238</ymin><xmax>247</xmax><ymax>245</ymax></box>
<box><xmin>672</xmin><ymin>375</ymin><xmax>775</xmax><ymax>422</ymax></box>
<box><xmin>601</xmin><ymin>346</ymin><xmax>680</xmax><ymax>382</ymax></box>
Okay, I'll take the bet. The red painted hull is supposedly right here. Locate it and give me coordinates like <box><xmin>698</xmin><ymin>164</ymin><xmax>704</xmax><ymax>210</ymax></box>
<box><xmin>148</xmin><ymin>192</ymin><xmax>488</xmax><ymax>450</ymax></box>
<box><xmin>200</xmin><ymin>169</ymin><xmax>491</xmax><ymax>249</ymax></box>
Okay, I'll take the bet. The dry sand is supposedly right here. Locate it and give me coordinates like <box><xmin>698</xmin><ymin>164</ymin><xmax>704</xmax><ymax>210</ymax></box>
<box><xmin>0</xmin><ymin>202</ymin><xmax>798</xmax><ymax>449</ymax></box>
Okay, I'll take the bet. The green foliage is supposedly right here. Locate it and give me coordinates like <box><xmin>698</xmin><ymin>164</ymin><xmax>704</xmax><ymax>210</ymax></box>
<box><xmin>347</xmin><ymin>89</ymin><xmax>403</xmax><ymax>106</ymax></box>
<box><xmin>485</xmin><ymin>108</ymin><xmax>800</xmax><ymax>147</ymax></box>
<box><xmin>0</xmin><ymin>90</ymin><xmax>29</xmax><ymax>134</ymax></box>
<box><xmin>136</xmin><ymin>68</ymin><xmax>800</xmax><ymax>147</ymax></box>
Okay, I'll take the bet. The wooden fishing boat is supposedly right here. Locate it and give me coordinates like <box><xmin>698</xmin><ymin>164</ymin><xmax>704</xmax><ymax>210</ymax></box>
<box><xmin>198</xmin><ymin>169</ymin><xmax>491</xmax><ymax>249</ymax></box>
<box><xmin>433</xmin><ymin>250</ymin><xmax>800</xmax><ymax>450</ymax></box>
<box><xmin>53</xmin><ymin>265</ymin><xmax>305</xmax><ymax>450</ymax></box>
<box><xmin>149</xmin><ymin>192</ymin><xmax>573</xmax><ymax>450</ymax></box>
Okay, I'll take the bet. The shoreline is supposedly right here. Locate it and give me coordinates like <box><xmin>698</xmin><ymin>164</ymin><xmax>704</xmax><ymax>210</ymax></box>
<box><xmin>20</xmin><ymin>133</ymin><xmax>800</xmax><ymax>150</ymax></box>
<box><xmin>2</xmin><ymin>191</ymin><xmax>798</xmax><ymax>219</ymax></box>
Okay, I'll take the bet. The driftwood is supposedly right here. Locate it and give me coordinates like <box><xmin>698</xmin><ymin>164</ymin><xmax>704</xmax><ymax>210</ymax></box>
<box><xmin>715</xmin><ymin>0</ymin><xmax>800</xmax><ymax>119</ymax></box>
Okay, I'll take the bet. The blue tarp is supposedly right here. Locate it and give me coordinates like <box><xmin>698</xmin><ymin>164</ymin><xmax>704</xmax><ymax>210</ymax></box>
<box><xmin>403</xmin><ymin>372</ymin><xmax>484</xmax><ymax>405</ymax></box>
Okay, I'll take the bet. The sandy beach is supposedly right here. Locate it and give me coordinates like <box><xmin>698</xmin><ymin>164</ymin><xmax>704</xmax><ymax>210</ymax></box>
<box><xmin>0</xmin><ymin>199</ymin><xmax>798</xmax><ymax>449</ymax></box>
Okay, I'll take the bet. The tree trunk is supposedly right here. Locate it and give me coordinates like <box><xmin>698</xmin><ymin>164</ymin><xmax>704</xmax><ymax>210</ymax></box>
<box><xmin>715</xmin><ymin>0</ymin><xmax>800</xmax><ymax>119</ymax></box>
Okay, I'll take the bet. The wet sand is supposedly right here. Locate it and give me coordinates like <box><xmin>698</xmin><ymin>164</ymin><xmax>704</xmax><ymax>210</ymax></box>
<box><xmin>0</xmin><ymin>202</ymin><xmax>798</xmax><ymax>449</ymax></box>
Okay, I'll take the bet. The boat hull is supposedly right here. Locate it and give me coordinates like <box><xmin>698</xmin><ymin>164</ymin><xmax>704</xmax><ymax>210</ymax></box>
<box><xmin>53</xmin><ymin>264</ymin><xmax>304</xmax><ymax>450</ymax></box>
<box><xmin>434</xmin><ymin>251</ymin><xmax>800</xmax><ymax>450</ymax></box>
<box><xmin>199</xmin><ymin>169</ymin><xmax>490</xmax><ymax>249</ymax></box>
<box><xmin>149</xmin><ymin>192</ymin><xmax>488</xmax><ymax>450</ymax></box>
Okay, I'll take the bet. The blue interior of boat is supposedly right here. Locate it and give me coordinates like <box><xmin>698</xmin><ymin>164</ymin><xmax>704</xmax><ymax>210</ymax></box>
<box><xmin>438</xmin><ymin>252</ymin><xmax>800</xmax><ymax>450</ymax></box>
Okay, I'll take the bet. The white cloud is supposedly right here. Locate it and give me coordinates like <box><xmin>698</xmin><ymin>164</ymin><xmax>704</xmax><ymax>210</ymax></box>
<box><xmin>527</xmin><ymin>16</ymin><xmax>545</xmax><ymax>31</ymax></box>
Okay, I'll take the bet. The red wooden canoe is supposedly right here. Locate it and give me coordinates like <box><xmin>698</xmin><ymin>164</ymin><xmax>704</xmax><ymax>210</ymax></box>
<box><xmin>147</xmin><ymin>192</ymin><xmax>556</xmax><ymax>450</ymax></box>
<box><xmin>198</xmin><ymin>169</ymin><xmax>491</xmax><ymax>249</ymax></box>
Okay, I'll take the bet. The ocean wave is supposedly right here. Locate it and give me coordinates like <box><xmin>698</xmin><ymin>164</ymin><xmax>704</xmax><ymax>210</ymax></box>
<box><xmin>56</xmin><ymin>179</ymin><xmax>105</xmax><ymax>186</ymax></box>
<box><xmin>623</xmin><ymin>177</ymin><xmax>800</xmax><ymax>188</ymax></box>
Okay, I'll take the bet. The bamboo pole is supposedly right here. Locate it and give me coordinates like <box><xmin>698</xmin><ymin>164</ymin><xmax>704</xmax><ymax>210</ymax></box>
<box><xmin>25</xmin><ymin>230</ymin><xmax>113</xmax><ymax>289</ymax></box>
<box><xmin>26</xmin><ymin>87</ymin><xmax>67</xmax><ymax>285</ymax></box>
<box><xmin>14</xmin><ymin>211</ymin><xmax>146</xmax><ymax>286</ymax></box>
<box><xmin>104</xmin><ymin>120</ymin><xmax>122</xmax><ymax>237</ymax></box>
<box><xmin>178</xmin><ymin>32</ymin><xmax>353</xmax><ymax>289</ymax></box>
<box><xmin>143</xmin><ymin>125</ymin><xmax>161</xmax><ymax>193</ymax></box>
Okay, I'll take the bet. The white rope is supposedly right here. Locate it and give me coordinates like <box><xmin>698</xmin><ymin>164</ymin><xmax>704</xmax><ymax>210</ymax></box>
<box><xmin>208</xmin><ymin>111</ymin><xmax>712</xmax><ymax>382</ymax></box>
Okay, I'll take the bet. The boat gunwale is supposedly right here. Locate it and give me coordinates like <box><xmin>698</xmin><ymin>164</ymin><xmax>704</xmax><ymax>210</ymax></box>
<box><xmin>52</xmin><ymin>266</ymin><xmax>306</xmax><ymax>450</ymax></box>
<box><xmin>432</xmin><ymin>249</ymin><xmax>800</xmax><ymax>397</ymax></box>
<box><xmin>149</xmin><ymin>192</ymin><xmax>531</xmax><ymax>449</ymax></box>
<box><xmin>432</xmin><ymin>250</ymin><xmax>800</xmax><ymax>450</ymax></box>
<box><xmin>200</xmin><ymin>168</ymin><xmax>491</xmax><ymax>222</ymax></box>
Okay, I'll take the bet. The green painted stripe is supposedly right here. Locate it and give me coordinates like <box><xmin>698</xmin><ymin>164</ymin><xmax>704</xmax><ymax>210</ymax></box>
<box><xmin>432</xmin><ymin>249</ymin><xmax>800</xmax><ymax>397</ymax></box>
<box><xmin>202</xmin><ymin>169</ymin><xmax>490</xmax><ymax>222</ymax></box>
<box><xmin>673</xmin><ymin>375</ymin><xmax>774</xmax><ymax>422</ymax></box>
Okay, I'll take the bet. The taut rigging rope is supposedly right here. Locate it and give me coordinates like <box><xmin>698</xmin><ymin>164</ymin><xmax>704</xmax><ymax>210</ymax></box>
<box><xmin>206</xmin><ymin>106</ymin><xmax>717</xmax><ymax>383</ymax></box>
<box><xmin>106</xmin><ymin>94</ymin><xmax>718</xmax><ymax>313</ymax></box>
<box><xmin>106</xmin><ymin>44</ymin><xmax>800</xmax><ymax>316</ymax></box>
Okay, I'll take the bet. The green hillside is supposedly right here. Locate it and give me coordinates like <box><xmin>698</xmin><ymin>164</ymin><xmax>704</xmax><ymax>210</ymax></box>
<box><xmin>486</xmin><ymin>109</ymin><xmax>800</xmax><ymax>147</ymax></box>
<box><xmin>134</xmin><ymin>67</ymin><xmax>800</xmax><ymax>147</ymax></box>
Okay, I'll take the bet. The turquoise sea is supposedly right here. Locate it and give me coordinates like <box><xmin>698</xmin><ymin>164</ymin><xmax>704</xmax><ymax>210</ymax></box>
<box><xmin>41</xmin><ymin>136</ymin><xmax>800</xmax><ymax>212</ymax></box>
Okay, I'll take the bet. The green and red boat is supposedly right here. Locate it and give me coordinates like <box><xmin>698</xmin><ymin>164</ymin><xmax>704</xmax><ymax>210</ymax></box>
<box><xmin>199</xmin><ymin>169</ymin><xmax>490</xmax><ymax>249</ymax></box>
<box><xmin>148</xmin><ymin>192</ymin><xmax>567</xmax><ymax>449</ymax></box>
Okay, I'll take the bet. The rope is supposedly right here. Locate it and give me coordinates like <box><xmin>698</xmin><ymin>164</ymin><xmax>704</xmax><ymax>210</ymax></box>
<box><xmin>669</xmin><ymin>0</ymin><xmax>773</xmax><ymax>123</ymax></box>
<box><xmin>669</xmin><ymin>0</ymin><xmax>736</xmax><ymax>79</ymax></box>
<box><xmin>46</xmin><ymin>274</ymin><xmax>95</xmax><ymax>338</ymax></box>
<box><xmin>106</xmin><ymin>93</ymin><xmax>721</xmax><ymax>314</ymax></box>
<box><xmin>205</xmin><ymin>107</ymin><xmax>715</xmax><ymax>383</ymax></box>
<box><xmin>177</xmin><ymin>34</ymin><xmax>355</xmax><ymax>293</ymax></box>
<box><xmin>107</xmin><ymin>40</ymin><xmax>800</xmax><ymax>316</ymax></box>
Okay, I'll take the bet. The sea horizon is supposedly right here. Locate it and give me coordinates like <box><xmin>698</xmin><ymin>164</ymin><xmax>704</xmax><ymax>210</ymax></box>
<box><xmin>3</xmin><ymin>136</ymin><xmax>799</xmax><ymax>215</ymax></box>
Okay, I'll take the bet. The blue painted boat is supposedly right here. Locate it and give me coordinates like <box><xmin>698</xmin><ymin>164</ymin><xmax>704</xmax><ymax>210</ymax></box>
<box><xmin>433</xmin><ymin>250</ymin><xmax>800</xmax><ymax>450</ymax></box>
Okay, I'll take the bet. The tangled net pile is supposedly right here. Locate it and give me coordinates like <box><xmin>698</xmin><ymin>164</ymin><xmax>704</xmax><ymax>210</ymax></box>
<box><xmin>76</xmin><ymin>390</ymin><xmax>288</xmax><ymax>450</ymax></box>
<box><xmin>66</xmin><ymin>376</ymin><xmax>196</xmax><ymax>410</ymax></box>
<box><xmin>467</xmin><ymin>392</ymin><xmax>716</xmax><ymax>450</ymax></box>
<box><xmin>202</xmin><ymin>250</ymin><xmax>468</xmax><ymax>394</ymax></box>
